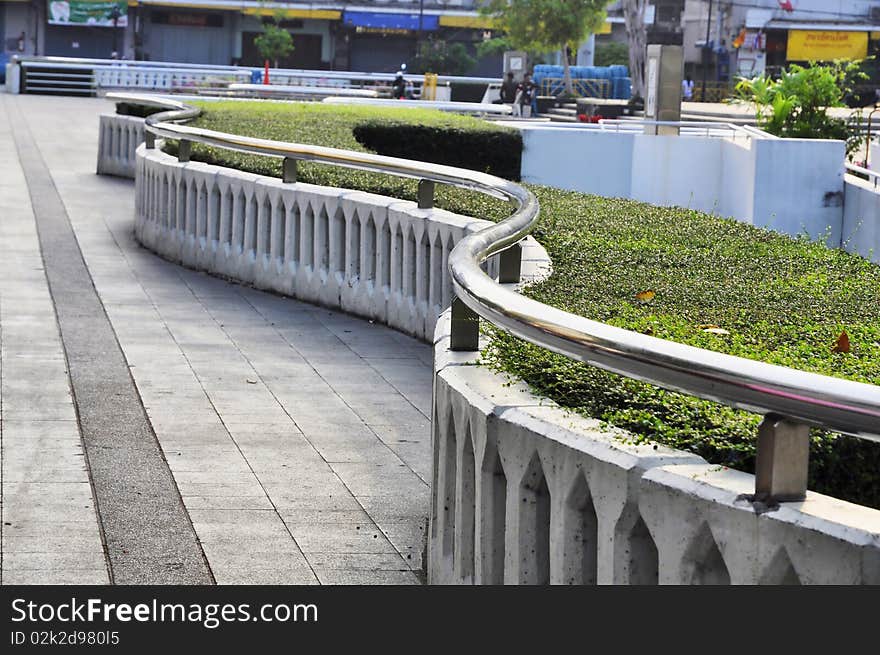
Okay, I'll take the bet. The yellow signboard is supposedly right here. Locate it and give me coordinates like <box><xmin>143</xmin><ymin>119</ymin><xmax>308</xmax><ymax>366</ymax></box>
<box><xmin>787</xmin><ymin>30</ymin><xmax>868</xmax><ymax>61</ymax></box>
<box><xmin>438</xmin><ymin>15</ymin><xmax>497</xmax><ymax>29</ymax></box>
<box><xmin>243</xmin><ymin>8</ymin><xmax>341</xmax><ymax>20</ymax></box>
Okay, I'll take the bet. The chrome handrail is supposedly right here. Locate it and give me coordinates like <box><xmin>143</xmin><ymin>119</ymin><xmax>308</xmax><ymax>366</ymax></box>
<box><xmin>115</xmin><ymin>92</ymin><xmax>880</xmax><ymax>502</ymax></box>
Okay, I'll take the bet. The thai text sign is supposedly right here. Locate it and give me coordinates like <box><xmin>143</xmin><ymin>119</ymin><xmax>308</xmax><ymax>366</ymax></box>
<box><xmin>47</xmin><ymin>1</ymin><xmax>128</xmax><ymax>27</ymax></box>
<box><xmin>787</xmin><ymin>30</ymin><xmax>867</xmax><ymax>61</ymax></box>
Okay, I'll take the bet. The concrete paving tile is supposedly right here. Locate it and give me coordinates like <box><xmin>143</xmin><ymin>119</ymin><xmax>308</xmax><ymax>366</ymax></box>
<box><xmin>178</xmin><ymin>482</ymin><xmax>265</xmax><ymax>497</ymax></box>
<box><xmin>291</xmin><ymin>522</ymin><xmax>398</xmax><ymax>554</ymax></box>
<box><xmin>279</xmin><ymin>508</ymin><xmax>373</xmax><ymax>526</ymax></box>
<box><xmin>311</xmin><ymin>569</ymin><xmax>421</xmax><ymax>585</ymax></box>
<box><xmin>213</xmin><ymin>568</ymin><xmax>319</xmax><ymax>585</ymax></box>
<box><xmin>303</xmin><ymin>552</ymin><xmax>412</xmax><ymax>571</ymax></box>
<box><xmin>269</xmin><ymin>493</ymin><xmax>365</xmax><ymax>512</ymax></box>
<box><xmin>2</xmin><ymin>551</ymin><xmax>107</xmax><ymax>571</ymax></box>
<box><xmin>357</xmin><ymin>494</ymin><xmax>431</xmax><ymax>520</ymax></box>
<box><xmin>2</xmin><ymin>569</ymin><xmax>110</xmax><ymax>585</ymax></box>
<box><xmin>4</xmin><ymin>535</ymin><xmax>105</xmax><ymax>553</ymax></box>
<box><xmin>376</xmin><ymin>519</ymin><xmax>429</xmax><ymax>571</ymax></box>
<box><xmin>183</xmin><ymin>495</ymin><xmax>275</xmax><ymax>510</ymax></box>
<box><xmin>329</xmin><ymin>462</ymin><xmax>429</xmax><ymax>499</ymax></box>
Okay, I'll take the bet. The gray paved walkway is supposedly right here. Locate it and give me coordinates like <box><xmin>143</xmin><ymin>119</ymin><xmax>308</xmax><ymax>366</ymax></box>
<box><xmin>0</xmin><ymin>94</ymin><xmax>432</xmax><ymax>585</ymax></box>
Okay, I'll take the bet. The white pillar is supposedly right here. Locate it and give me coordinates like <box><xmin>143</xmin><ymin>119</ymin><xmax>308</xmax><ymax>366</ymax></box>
<box><xmin>576</xmin><ymin>34</ymin><xmax>596</xmax><ymax>66</ymax></box>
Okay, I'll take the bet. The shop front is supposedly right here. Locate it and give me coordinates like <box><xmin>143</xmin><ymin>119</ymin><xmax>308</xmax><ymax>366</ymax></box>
<box><xmin>341</xmin><ymin>11</ymin><xmax>438</xmax><ymax>72</ymax></box>
<box><xmin>137</xmin><ymin>8</ymin><xmax>234</xmax><ymax>64</ymax></box>
<box><xmin>44</xmin><ymin>0</ymin><xmax>125</xmax><ymax>58</ymax></box>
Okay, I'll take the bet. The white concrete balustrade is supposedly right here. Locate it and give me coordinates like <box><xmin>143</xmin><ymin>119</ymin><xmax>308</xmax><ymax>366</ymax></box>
<box><xmin>96</xmin><ymin>113</ymin><xmax>145</xmax><ymax>178</ymax></box>
<box><xmin>130</xmin><ymin>130</ymin><xmax>880</xmax><ymax>585</ymax></box>
<box><xmin>430</xmin><ymin>310</ymin><xmax>880</xmax><ymax>585</ymax></box>
<box><xmin>134</xmin><ymin>145</ymin><xmax>495</xmax><ymax>341</ymax></box>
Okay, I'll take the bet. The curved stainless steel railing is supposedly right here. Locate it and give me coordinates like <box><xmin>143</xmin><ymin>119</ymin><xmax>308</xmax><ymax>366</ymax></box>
<box><xmin>112</xmin><ymin>92</ymin><xmax>880</xmax><ymax>499</ymax></box>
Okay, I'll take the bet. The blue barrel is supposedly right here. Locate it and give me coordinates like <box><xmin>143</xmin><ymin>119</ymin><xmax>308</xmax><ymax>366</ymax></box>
<box><xmin>612</xmin><ymin>77</ymin><xmax>632</xmax><ymax>100</ymax></box>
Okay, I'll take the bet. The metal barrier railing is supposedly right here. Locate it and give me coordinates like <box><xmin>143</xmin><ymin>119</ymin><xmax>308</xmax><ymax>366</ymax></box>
<box><xmin>116</xmin><ymin>92</ymin><xmax>880</xmax><ymax>504</ymax></box>
<box><xmin>540</xmin><ymin>77</ymin><xmax>612</xmax><ymax>98</ymax></box>
<box><xmin>691</xmin><ymin>82</ymin><xmax>735</xmax><ymax>103</ymax></box>
<box><xmin>12</xmin><ymin>56</ymin><xmax>500</xmax><ymax>93</ymax></box>
<box><xmin>846</xmin><ymin>161</ymin><xmax>880</xmax><ymax>189</ymax></box>
<box><xmin>594</xmin><ymin>119</ymin><xmax>770</xmax><ymax>140</ymax></box>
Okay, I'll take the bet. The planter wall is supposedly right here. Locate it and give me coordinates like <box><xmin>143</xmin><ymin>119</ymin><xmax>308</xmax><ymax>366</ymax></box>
<box><xmin>430</xmin><ymin>310</ymin><xmax>880</xmax><ymax>584</ymax></box>
<box><xmin>97</xmin><ymin>113</ymin><xmax>145</xmax><ymax>178</ymax></box>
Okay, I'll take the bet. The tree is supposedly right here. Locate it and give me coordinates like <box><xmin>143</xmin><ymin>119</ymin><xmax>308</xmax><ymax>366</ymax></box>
<box><xmin>621</xmin><ymin>0</ymin><xmax>648</xmax><ymax>100</ymax></box>
<box><xmin>482</xmin><ymin>0</ymin><xmax>613</xmax><ymax>96</ymax></box>
<box><xmin>411</xmin><ymin>40</ymin><xmax>476</xmax><ymax>76</ymax></box>
<box><xmin>254</xmin><ymin>20</ymin><xmax>294</xmax><ymax>69</ymax></box>
<box><xmin>475</xmin><ymin>36</ymin><xmax>554</xmax><ymax>68</ymax></box>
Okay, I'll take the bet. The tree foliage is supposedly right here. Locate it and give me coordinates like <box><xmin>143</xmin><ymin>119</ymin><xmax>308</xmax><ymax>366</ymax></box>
<box><xmin>594</xmin><ymin>41</ymin><xmax>629</xmax><ymax>67</ymax></box>
<box><xmin>254</xmin><ymin>21</ymin><xmax>294</xmax><ymax>67</ymax></box>
<box><xmin>481</xmin><ymin>0</ymin><xmax>613</xmax><ymax>95</ymax></box>
<box><xmin>735</xmin><ymin>61</ymin><xmax>867</xmax><ymax>156</ymax></box>
<box><xmin>411</xmin><ymin>40</ymin><xmax>476</xmax><ymax>76</ymax></box>
<box><xmin>475</xmin><ymin>36</ymin><xmax>553</xmax><ymax>67</ymax></box>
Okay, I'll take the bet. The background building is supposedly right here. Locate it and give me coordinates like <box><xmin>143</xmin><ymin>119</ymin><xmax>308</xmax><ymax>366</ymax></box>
<box><xmin>0</xmin><ymin>0</ymin><xmax>506</xmax><ymax>73</ymax></box>
<box><xmin>598</xmin><ymin>1</ymin><xmax>880</xmax><ymax>85</ymax></box>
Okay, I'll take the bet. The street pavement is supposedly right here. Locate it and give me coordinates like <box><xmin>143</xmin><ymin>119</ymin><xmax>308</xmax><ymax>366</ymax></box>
<box><xmin>0</xmin><ymin>94</ymin><xmax>432</xmax><ymax>585</ymax></box>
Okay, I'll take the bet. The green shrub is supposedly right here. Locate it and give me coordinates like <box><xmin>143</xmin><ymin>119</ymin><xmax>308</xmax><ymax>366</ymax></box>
<box><xmin>116</xmin><ymin>102</ymin><xmax>163</xmax><ymax>118</ymax></box>
<box><xmin>353</xmin><ymin>120</ymin><xmax>522</xmax><ymax>180</ymax></box>
<box><xmin>595</xmin><ymin>42</ymin><xmax>629</xmax><ymax>67</ymax></box>
<box><xmin>735</xmin><ymin>61</ymin><xmax>868</xmax><ymax>157</ymax></box>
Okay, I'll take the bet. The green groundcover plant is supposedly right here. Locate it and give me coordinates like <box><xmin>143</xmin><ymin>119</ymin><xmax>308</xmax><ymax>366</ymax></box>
<box><xmin>172</xmin><ymin>101</ymin><xmax>880</xmax><ymax>508</ymax></box>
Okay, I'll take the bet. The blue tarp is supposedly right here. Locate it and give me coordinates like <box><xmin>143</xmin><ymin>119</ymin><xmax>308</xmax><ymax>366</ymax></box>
<box><xmin>342</xmin><ymin>11</ymin><xmax>438</xmax><ymax>31</ymax></box>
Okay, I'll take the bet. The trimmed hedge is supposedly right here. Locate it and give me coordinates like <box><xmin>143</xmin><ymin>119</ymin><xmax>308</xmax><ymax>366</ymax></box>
<box><xmin>157</xmin><ymin>100</ymin><xmax>880</xmax><ymax>508</ymax></box>
<box><xmin>353</xmin><ymin>120</ymin><xmax>522</xmax><ymax>180</ymax></box>
<box><xmin>116</xmin><ymin>102</ymin><xmax>163</xmax><ymax>118</ymax></box>
<box><xmin>165</xmin><ymin>100</ymin><xmax>514</xmax><ymax>221</ymax></box>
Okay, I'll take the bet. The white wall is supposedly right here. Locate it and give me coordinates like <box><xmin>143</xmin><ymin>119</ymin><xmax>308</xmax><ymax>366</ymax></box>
<box><xmin>843</xmin><ymin>174</ymin><xmax>880</xmax><ymax>263</ymax></box>
<box><xmin>751</xmin><ymin>138</ymin><xmax>845</xmax><ymax>243</ymax></box>
<box><xmin>718</xmin><ymin>138</ymin><xmax>755</xmax><ymax>224</ymax></box>
<box><xmin>519</xmin><ymin>125</ymin><xmax>847</xmax><ymax>247</ymax></box>
<box><xmin>519</xmin><ymin>127</ymin><xmax>634</xmax><ymax>199</ymax></box>
<box><xmin>630</xmin><ymin>134</ymin><xmax>724</xmax><ymax>212</ymax></box>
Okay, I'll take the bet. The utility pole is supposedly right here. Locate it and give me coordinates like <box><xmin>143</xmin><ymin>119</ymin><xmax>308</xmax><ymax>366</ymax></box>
<box><xmin>416</xmin><ymin>0</ymin><xmax>424</xmax><ymax>59</ymax></box>
<box><xmin>109</xmin><ymin>4</ymin><xmax>122</xmax><ymax>58</ymax></box>
<box><xmin>700</xmin><ymin>0</ymin><xmax>714</xmax><ymax>102</ymax></box>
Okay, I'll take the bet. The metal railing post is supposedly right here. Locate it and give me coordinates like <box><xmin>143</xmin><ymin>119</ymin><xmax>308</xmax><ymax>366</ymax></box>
<box><xmin>177</xmin><ymin>139</ymin><xmax>191</xmax><ymax>163</ymax></box>
<box><xmin>450</xmin><ymin>297</ymin><xmax>479</xmax><ymax>351</ymax></box>
<box><xmin>283</xmin><ymin>157</ymin><xmax>297</xmax><ymax>183</ymax></box>
<box><xmin>418</xmin><ymin>179</ymin><xmax>435</xmax><ymax>209</ymax></box>
<box><xmin>498</xmin><ymin>244</ymin><xmax>522</xmax><ymax>284</ymax></box>
<box><xmin>754</xmin><ymin>414</ymin><xmax>810</xmax><ymax>502</ymax></box>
